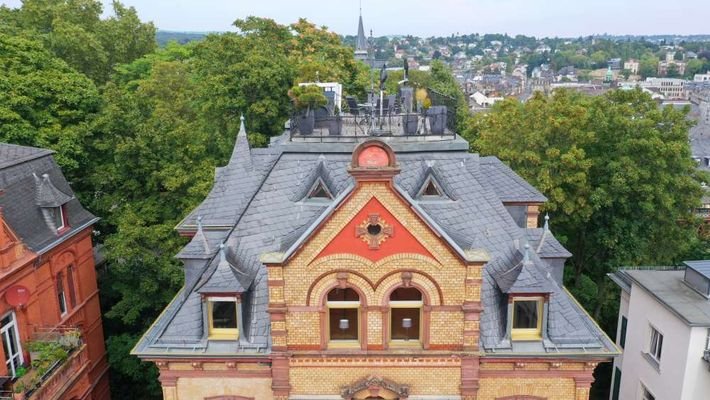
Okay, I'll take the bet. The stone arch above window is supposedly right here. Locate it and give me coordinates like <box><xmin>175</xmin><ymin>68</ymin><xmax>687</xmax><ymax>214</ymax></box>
<box><xmin>204</xmin><ymin>396</ymin><xmax>254</xmax><ymax>400</ymax></box>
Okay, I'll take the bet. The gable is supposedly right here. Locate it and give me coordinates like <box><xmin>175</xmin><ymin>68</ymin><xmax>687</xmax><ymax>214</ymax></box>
<box><xmin>291</xmin><ymin>181</ymin><xmax>462</xmax><ymax>267</ymax></box>
<box><xmin>316</xmin><ymin>197</ymin><xmax>434</xmax><ymax>262</ymax></box>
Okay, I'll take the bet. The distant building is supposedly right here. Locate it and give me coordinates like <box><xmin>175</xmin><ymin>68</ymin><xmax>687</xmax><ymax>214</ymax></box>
<box><xmin>608</xmin><ymin>262</ymin><xmax>710</xmax><ymax>400</ymax></box>
<box><xmin>625</xmin><ymin>78</ymin><xmax>687</xmax><ymax>100</ymax></box>
<box><xmin>658</xmin><ymin>54</ymin><xmax>687</xmax><ymax>77</ymax></box>
<box><xmin>695</xmin><ymin>72</ymin><xmax>710</xmax><ymax>82</ymax></box>
<box><xmin>608</xmin><ymin>58</ymin><xmax>622</xmax><ymax>70</ymax></box>
<box><xmin>0</xmin><ymin>144</ymin><xmax>110</xmax><ymax>399</ymax></box>
<box><xmin>624</xmin><ymin>59</ymin><xmax>640</xmax><ymax>75</ymax></box>
<box><xmin>354</xmin><ymin>10</ymin><xmax>368</xmax><ymax>63</ymax></box>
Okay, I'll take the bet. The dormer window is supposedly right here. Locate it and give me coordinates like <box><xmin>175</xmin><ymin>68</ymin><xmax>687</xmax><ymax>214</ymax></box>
<box><xmin>307</xmin><ymin>178</ymin><xmax>333</xmax><ymax>200</ymax></box>
<box><xmin>51</xmin><ymin>206</ymin><xmax>67</xmax><ymax>232</ymax></box>
<box><xmin>511</xmin><ymin>297</ymin><xmax>543</xmax><ymax>341</ymax></box>
<box><xmin>208</xmin><ymin>296</ymin><xmax>239</xmax><ymax>340</ymax></box>
<box><xmin>416</xmin><ymin>174</ymin><xmax>449</xmax><ymax>200</ymax></box>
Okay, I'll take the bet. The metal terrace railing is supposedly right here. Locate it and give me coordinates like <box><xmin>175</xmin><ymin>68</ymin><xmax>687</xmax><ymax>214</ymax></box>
<box><xmin>289</xmin><ymin>87</ymin><xmax>459</xmax><ymax>142</ymax></box>
<box><xmin>704</xmin><ymin>348</ymin><xmax>710</xmax><ymax>369</ymax></box>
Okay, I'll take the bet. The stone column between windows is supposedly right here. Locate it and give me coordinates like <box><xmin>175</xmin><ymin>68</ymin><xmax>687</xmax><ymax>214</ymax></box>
<box><xmin>158</xmin><ymin>372</ymin><xmax>178</xmax><ymax>400</ymax></box>
<box><xmin>574</xmin><ymin>373</ymin><xmax>595</xmax><ymax>400</ymax></box>
<box><xmin>461</xmin><ymin>262</ymin><xmax>483</xmax><ymax>399</ymax></box>
<box><xmin>264</xmin><ymin>258</ymin><xmax>290</xmax><ymax>398</ymax></box>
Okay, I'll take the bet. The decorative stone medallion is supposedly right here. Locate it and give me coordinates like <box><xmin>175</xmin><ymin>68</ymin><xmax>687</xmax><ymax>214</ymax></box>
<box><xmin>355</xmin><ymin>213</ymin><xmax>394</xmax><ymax>249</ymax></box>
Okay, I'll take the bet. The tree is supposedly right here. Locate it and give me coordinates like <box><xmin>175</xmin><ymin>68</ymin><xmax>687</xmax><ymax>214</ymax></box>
<box><xmin>466</xmin><ymin>89</ymin><xmax>703</xmax><ymax>334</ymax></box>
<box><xmin>639</xmin><ymin>53</ymin><xmax>659</xmax><ymax>78</ymax></box>
<box><xmin>0</xmin><ymin>31</ymin><xmax>100</xmax><ymax>179</ymax></box>
<box><xmin>4</xmin><ymin>0</ymin><xmax>156</xmax><ymax>83</ymax></box>
<box><xmin>666</xmin><ymin>63</ymin><xmax>680</xmax><ymax>78</ymax></box>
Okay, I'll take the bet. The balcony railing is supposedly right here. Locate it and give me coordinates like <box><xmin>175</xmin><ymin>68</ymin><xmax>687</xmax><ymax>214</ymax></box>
<box><xmin>12</xmin><ymin>329</ymin><xmax>86</xmax><ymax>400</ymax></box>
<box><xmin>703</xmin><ymin>348</ymin><xmax>710</xmax><ymax>369</ymax></box>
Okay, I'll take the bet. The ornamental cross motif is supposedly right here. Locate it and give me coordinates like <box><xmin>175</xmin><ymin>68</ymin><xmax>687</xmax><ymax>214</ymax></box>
<box><xmin>355</xmin><ymin>213</ymin><xmax>393</xmax><ymax>250</ymax></box>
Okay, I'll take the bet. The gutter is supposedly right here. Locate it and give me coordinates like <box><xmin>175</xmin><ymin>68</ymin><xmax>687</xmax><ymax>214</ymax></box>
<box><xmin>36</xmin><ymin>217</ymin><xmax>99</xmax><ymax>255</ymax></box>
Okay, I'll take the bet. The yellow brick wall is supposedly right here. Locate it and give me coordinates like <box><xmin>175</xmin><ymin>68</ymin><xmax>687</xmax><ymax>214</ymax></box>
<box><xmin>289</xmin><ymin>365</ymin><xmax>461</xmax><ymax>395</ymax></box>
<box><xmin>175</xmin><ymin>377</ymin><xmax>273</xmax><ymax>400</ymax></box>
<box><xmin>282</xmin><ymin>183</ymin><xmax>471</xmax><ymax>349</ymax></box>
<box><xmin>478</xmin><ymin>377</ymin><xmax>577</xmax><ymax>400</ymax></box>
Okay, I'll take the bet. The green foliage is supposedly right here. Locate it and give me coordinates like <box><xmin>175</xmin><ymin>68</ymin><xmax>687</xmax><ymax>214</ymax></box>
<box><xmin>289</xmin><ymin>84</ymin><xmax>328</xmax><ymax>113</ymax></box>
<box><xmin>467</xmin><ymin>88</ymin><xmax>703</xmax><ymax>329</ymax></box>
<box><xmin>0</xmin><ymin>31</ymin><xmax>100</xmax><ymax>178</ymax></box>
<box><xmin>3</xmin><ymin>0</ymin><xmax>156</xmax><ymax>83</ymax></box>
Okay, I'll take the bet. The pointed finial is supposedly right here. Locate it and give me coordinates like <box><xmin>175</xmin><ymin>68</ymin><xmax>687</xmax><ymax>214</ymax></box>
<box><xmin>543</xmin><ymin>213</ymin><xmax>550</xmax><ymax>231</ymax></box>
<box><xmin>197</xmin><ymin>215</ymin><xmax>203</xmax><ymax>230</ymax></box>
<box><xmin>219</xmin><ymin>243</ymin><xmax>226</xmax><ymax>262</ymax></box>
<box><xmin>523</xmin><ymin>243</ymin><xmax>531</xmax><ymax>265</ymax></box>
<box><xmin>238</xmin><ymin>114</ymin><xmax>246</xmax><ymax>136</ymax></box>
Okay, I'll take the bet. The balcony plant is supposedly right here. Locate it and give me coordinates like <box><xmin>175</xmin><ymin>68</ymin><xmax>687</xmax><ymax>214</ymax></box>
<box><xmin>328</xmin><ymin>106</ymin><xmax>343</xmax><ymax>136</ymax></box>
<box><xmin>289</xmin><ymin>84</ymin><xmax>327</xmax><ymax>135</ymax></box>
<box><xmin>13</xmin><ymin>330</ymin><xmax>81</xmax><ymax>398</ymax></box>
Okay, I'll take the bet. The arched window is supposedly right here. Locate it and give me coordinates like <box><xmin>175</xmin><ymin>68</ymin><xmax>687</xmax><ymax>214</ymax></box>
<box><xmin>326</xmin><ymin>287</ymin><xmax>360</xmax><ymax>346</ymax></box>
<box><xmin>389</xmin><ymin>287</ymin><xmax>422</xmax><ymax>343</ymax></box>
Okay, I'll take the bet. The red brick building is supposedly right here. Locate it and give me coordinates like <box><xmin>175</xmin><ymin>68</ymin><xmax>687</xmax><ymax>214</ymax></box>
<box><xmin>0</xmin><ymin>144</ymin><xmax>109</xmax><ymax>399</ymax></box>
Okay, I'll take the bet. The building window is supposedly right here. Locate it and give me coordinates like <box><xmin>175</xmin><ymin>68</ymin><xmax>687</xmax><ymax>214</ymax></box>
<box><xmin>648</xmin><ymin>325</ymin><xmax>663</xmax><ymax>362</ymax></box>
<box><xmin>612</xmin><ymin>367</ymin><xmax>622</xmax><ymax>400</ymax></box>
<box><xmin>51</xmin><ymin>206</ymin><xmax>67</xmax><ymax>231</ymax></box>
<box><xmin>641</xmin><ymin>384</ymin><xmax>655</xmax><ymax>400</ymax></box>
<box><xmin>57</xmin><ymin>272</ymin><xmax>67</xmax><ymax>316</ymax></box>
<box><xmin>389</xmin><ymin>287</ymin><xmax>422</xmax><ymax>343</ymax></box>
<box><xmin>619</xmin><ymin>315</ymin><xmax>628</xmax><ymax>349</ymax></box>
<box><xmin>208</xmin><ymin>297</ymin><xmax>239</xmax><ymax>340</ymax></box>
<box><xmin>327</xmin><ymin>288</ymin><xmax>359</xmax><ymax>346</ymax></box>
<box><xmin>67</xmin><ymin>265</ymin><xmax>77</xmax><ymax>308</ymax></box>
<box><xmin>1</xmin><ymin>312</ymin><xmax>23</xmax><ymax>377</ymax></box>
<box><xmin>511</xmin><ymin>298</ymin><xmax>543</xmax><ymax>341</ymax></box>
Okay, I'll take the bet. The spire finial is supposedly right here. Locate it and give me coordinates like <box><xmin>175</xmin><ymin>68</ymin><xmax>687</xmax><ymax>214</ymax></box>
<box><xmin>523</xmin><ymin>243</ymin><xmax>531</xmax><ymax>265</ymax></box>
<box><xmin>238</xmin><ymin>114</ymin><xmax>246</xmax><ymax>136</ymax></box>
<box><xmin>543</xmin><ymin>213</ymin><xmax>550</xmax><ymax>231</ymax></box>
<box><xmin>219</xmin><ymin>243</ymin><xmax>226</xmax><ymax>262</ymax></box>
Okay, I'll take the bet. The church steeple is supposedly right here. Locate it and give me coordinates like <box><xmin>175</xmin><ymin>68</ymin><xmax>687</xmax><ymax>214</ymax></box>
<box><xmin>355</xmin><ymin>3</ymin><xmax>368</xmax><ymax>62</ymax></box>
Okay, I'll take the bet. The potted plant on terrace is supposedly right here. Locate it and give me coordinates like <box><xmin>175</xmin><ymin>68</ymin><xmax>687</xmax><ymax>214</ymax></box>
<box><xmin>289</xmin><ymin>85</ymin><xmax>327</xmax><ymax>135</ymax></box>
<box><xmin>328</xmin><ymin>106</ymin><xmax>343</xmax><ymax>136</ymax></box>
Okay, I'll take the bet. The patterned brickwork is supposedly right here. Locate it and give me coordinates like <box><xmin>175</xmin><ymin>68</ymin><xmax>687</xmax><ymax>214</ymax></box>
<box><xmin>477</xmin><ymin>378</ymin><xmax>576</xmax><ymax>400</ymax></box>
<box><xmin>429</xmin><ymin>311</ymin><xmax>464</xmax><ymax>345</ymax></box>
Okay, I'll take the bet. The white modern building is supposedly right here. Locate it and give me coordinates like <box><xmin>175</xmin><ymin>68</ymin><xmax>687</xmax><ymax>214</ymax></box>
<box><xmin>608</xmin><ymin>261</ymin><xmax>710</xmax><ymax>400</ymax></box>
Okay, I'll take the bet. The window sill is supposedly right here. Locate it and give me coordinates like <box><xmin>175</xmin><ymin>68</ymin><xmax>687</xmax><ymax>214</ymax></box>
<box><xmin>327</xmin><ymin>340</ymin><xmax>360</xmax><ymax>349</ymax></box>
<box><xmin>642</xmin><ymin>352</ymin><xmax>661</xmax><ymax>372</ymax></box>
<box><xmin>389</xmin><ymin>340</ymin><xmax>422</xmax><ymax>349</ymax></box>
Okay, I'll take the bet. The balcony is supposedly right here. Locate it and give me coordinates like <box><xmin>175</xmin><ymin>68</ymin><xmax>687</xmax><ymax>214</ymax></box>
<box><xmin>12</xmin><ymin>330</ymin><xmax>87</xmax><ymax>400</ymax></box>
<box><xmin>289</xmin><ymin>88</ymin><xmax>459</xmax><ymax>142</ymax></box>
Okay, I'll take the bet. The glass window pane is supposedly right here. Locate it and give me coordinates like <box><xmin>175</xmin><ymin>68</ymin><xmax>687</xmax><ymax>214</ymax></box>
<box><xmin>513</xmin><ymin>301</ymin><xmax>539</xmax><ymax>329</ymax></box>
<box><xmin>329</xmin><ymin>308</ymin><xmax>358</xmax><ymax>340</ymax></box>
<box><xmin>53</xmin><ymin>207</ymin><xmax>64</xmax><ymax>228</ymax></box>
<box><xmin>67</xmin><ymin>266</ymin><xmax>77</xmax><ymax>308</ymax></box>
<box><xmin>6</xmin><ymin>327</ymin><xmax>17</xmax><ymax>355</ymax></box>
<box><xmin>390</xmin><ymin>287</ymin><xmax>422</xmax><ymax>301</ymax></box>
<box><xmin>391</xmin><ymin>308</ymin><xmax>420</xmax><ymax>340</ymax></box>
<box><xmin>327</xmin><ymin>288</ymin><xmax>359</xmax><ymax>302</ymax></box>
<box><xmin>211</xmin><ymin>301</ymin><xmax>237</xmax><ymax>329</ymax></box>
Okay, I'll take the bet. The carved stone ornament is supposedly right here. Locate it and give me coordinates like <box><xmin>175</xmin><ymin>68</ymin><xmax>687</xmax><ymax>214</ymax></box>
<box><xmin>341</xmin><ymin>376</ymin><xmax>409</xmax><ymax>400</ymax></box>
<box><xmin>355</xmin><ymin>214</ymin><xmax>394</xmax><ymax>250</ymax></box>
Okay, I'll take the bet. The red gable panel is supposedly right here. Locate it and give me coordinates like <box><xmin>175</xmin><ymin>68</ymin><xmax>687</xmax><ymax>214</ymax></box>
<box><xmin>316</xmin><ymin>197</ymin><xmax>434</xmax><ymax>263</ymax></box>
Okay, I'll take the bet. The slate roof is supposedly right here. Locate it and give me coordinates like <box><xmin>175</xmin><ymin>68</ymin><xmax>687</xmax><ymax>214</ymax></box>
<box><xmin>134</xmin><ymin>128</ymin><xmax>616</xmax><ymax>358</ymax></box>
<box><xmin>0</xmin><ymin>143</ymin><xmax>98</xmax><ymax>253</ymax></box>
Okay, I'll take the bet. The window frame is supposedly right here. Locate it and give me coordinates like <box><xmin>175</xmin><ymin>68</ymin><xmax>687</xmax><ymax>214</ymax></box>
<box><xmin>641</xmin><ymin>383</ymin><xmax>655</xmax><ymax>400</ymax></box>
<box><xmin>619</xmin><ymin>315</ymin><xmax>628</xmax><ymax>349</ymax></box>
<box><xmin>52</xmin><ymin>205</ymin><xmax>68</xmax><ymax>233</ymax></box>
<box><xmin>207</xmin><ymin>296</ymin><xmax>240</xmax><ymax>340</ymax></box>
<box><xmin>388</xmin><ymin>287</ymin><xmax>423</xmax><ymax>347</ymax></box>
<box><xmin>326</xmin><ymin>288</ymin><xmax>360</xmax><ymax>348</ymax></box>
<box><xmin>511</xmin><ymin>297</ymin><xmax>543</xmax><ymax>341</ymax></box>
<box><xmin>648</xmin><ymin>325</ymin><xmax>663</xmax><ymax>362</ymax></box>
<box><xmin>57</xmin><ymin>272</ymin><xmax>68</xmax><ymax>317</ymax></box>
<box><xmin>0</xmin><ymin>312</ymin><xmax>23</xmax><ymax>378</ymax></box>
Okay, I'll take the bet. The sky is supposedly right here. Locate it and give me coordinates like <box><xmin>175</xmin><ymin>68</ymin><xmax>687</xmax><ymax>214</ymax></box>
<box><xmin>1</xmin><ymin>0</ymin><xmax>708</xmax><ymax>38</ymax></box>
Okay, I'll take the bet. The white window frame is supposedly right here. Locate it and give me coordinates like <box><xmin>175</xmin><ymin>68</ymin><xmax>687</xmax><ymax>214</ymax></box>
<box><xmin>640</xmin><ymin>382</ymin><xmax>655</xmax><ymax>400</ymax></box>
<box><xmin>1</xmin><ymin>312</ymin><xmax>24</xmax><ymax>378</ymax></box>
<box><xmin>53</xmin><ymin>206</ymin><xmax>66</xmax><ymax>231</ymax></box>
<box><xmin>57</xmin><ymin>273</ymin><xmax>68</xmax><ymax>316</ymax></box>
<box><xmin>648</xmin><ymin>325</ymin><xmax>663</xmax><ymax>362</ymax></box>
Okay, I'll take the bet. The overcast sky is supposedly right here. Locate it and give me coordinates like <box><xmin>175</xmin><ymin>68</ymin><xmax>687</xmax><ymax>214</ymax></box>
<box><xmin>1</xmin><ymin>0</ymin><xmax>708</xmax><ymax>37</ymax></box>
